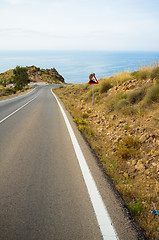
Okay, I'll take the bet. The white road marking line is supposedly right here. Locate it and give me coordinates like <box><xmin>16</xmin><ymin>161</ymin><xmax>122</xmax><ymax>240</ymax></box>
<box><xmin>51</xmin><ymin>89</ymin><xmax>118</xmax><ymax>240</ymax></box>
<box><xmin>0</xmin><ymin>94</ymin><xmax>39</xmax><ymax>124</ymax></box>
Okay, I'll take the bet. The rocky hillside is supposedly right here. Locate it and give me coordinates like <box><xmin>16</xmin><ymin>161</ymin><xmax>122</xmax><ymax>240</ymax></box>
<box><xmin>26</xmin><ymin>66</ymin><xmax>65</xmax><ymax>83</ymax></box>
<box><xmin>53</xmin><ymin>63</ymin><xmax>159</xmax><ymax>240</ymax></box>
<box><xmin>0</xmin><ymin>65</ymin><xmax>65</xmax><ymax>86</ymax></box>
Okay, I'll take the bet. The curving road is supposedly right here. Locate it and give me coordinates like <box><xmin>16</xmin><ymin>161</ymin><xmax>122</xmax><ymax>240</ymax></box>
<box><xmin>0</xmin><ymin>85</ymin><xmax>144</xmax><ymax>240</ymax></box>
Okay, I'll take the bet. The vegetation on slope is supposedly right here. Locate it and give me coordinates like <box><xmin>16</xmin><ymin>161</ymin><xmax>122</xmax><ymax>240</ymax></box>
<box><xmin>26</xmin><ymin>65</ymin><xmax>64</xmax><ymax>84</ymax></box>
<box><xmin>0</xmin><ymin>65</ymin><xmax>64</xmax><ymax>98</ymax></box>
<box><xmin>53</xmin><ymin>62</ymin><xmax>159</xmax><ymax>240</ymax></box>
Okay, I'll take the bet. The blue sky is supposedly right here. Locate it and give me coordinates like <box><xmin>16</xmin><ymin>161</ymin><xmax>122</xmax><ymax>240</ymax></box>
<box><xmin>0</xmin><ymin>0</ymin><xmax>159</xmax><ymax>51</ymax></box>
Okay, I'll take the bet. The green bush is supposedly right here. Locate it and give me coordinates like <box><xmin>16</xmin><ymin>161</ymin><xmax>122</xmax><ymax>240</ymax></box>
<box><xmin>127</xmin><ymin>87</ymin><xmax>146</xmax><ymax>104</ymax></box>
<box><xmin>73</xmin><ymin>118</ymin><xmax>88</xmax><ymax>125</ymax></box>
<box><xmin>100</xmin><ymin>81</ymin><xmax>112</xmax><ymax>93</ymax></box>
<box><xmin>129</xmin><ymin>199</ymin><xmax>146</xmax><ymax>216</ymax></box>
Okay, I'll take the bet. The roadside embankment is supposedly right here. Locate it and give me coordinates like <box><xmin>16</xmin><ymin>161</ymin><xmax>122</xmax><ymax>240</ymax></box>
<box><xmin>53</xmin><ymin>64</ymin><xmax>159</xmax><ymax>240</ymax></box>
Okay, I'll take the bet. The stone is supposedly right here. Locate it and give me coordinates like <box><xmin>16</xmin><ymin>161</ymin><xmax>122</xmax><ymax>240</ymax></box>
<box><xmin>132</xmin><ymin>160</ymin><xmax>137</xmax><ymax>166</ymax></box>
<box><xmin>135</xmin><ymin>161</ymin><xmax>145</xmax><ymax>172</ymax></box>
<box><xmin>152</xmin><ymin>162</ymin><xmax>157</xmax><ymax>167</ymax></box>
<box><xmin>139</xmin><ymin>133</ymin><xmax>149</xmax><ymax>143</ymax></box>
<box><xmin>145</xmin><ymin>169</ymin><xmax>150</xmax><ymax>175</ymax></box>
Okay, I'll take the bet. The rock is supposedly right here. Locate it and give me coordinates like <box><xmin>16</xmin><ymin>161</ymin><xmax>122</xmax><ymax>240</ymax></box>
<box><xmin>145</xmin><ymin>169</ymin><xmax>150</xmax><ymax>175</ymax></box>
<box><xmin>152</xmin><ymin>162</ymin><xmax>157</xmax><ymax>167</ymax></box>
<box><xmin>110</xmin><ymin>114</ymin><xmax>116</xmax><ymax>121</ymax></box>
<box><xmin>119</xmin><ymin>119</ymin><xmax>125</xmax><ymax>123</ymax></box>
<box><xmin>135</xmin><ymin>160</ymin><xmax>145</xmax><ymax>172</ymax></box>
<box><xmin>139</xmin><ymin>133</ymin><xmax>149</xmax><ymax>143</ymax></box>
<box><xmin>132</xmin><ymin>160</ymin><xmax>137</xmax><ymax>166</ymax></box>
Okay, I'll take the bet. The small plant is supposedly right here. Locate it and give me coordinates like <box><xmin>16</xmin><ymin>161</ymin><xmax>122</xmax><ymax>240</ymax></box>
<box><xmin>116</xmin><ymin>135</ymin><xmax>140</xmax><ymax>160</ymax></box>
<box><xmin>87</xmin><ymin>109</ymin><xmax>92</xmax><ymax>113</ymax></box>
<box><xmin>112</xmin><ymin>71</ymin><xmax>133</xmax><ymax>86</ymax></box>
<box><xmin>150</xmin><ymin>62</ymin><xmax>159</xmax><ymax>80</ymax></box>
<box><xmin>127</xmin><ymin>87</ymin><xmax>146</xmax><ymax>104</ymax></box>
<box><xmin>143</xmin><ymin>84</ymin><xmax>159</xmax><ymax>105</ymax></box>
<box><xmin>100</xmin><ymin>81</ymin><xmax>112</xmax><ymax>93</ymax></box>
<box><xmin>73</xmin><ymin>118</ymin><xmax>88</xmax><ymax>125</ymax></box>
<box><xmin>120</xmin><ymin>105</ymin><xmax>137</xmax><ymax>116</ymax></box>
<box><xmin>116</xmin><ymin>99</ymin><xmax>129</xmax><ymax>110</ymax></box>
<box><xmin>106</xmin><ymin>91</ymin><xmax>127</xmax><ymax>112</ymax></box>
<box><xmin>82</xmin><ymin>113</ymin><xmax>89</xmax><ymax>119</ymax></box>
<box><xmin>136</xmin><ymin>65</ymin><xmax>152</xmax><ymax>80</ymax></box>
<box><xmin>129</xmin><ymin>199</ymin><xmax>146</xmax><ymax>215</ymax></box>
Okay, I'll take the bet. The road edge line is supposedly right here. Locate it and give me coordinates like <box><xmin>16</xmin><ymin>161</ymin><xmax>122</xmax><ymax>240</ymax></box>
<box><xmin>51</xmin><ymin>89</ymin><xmax>118</xmax><ymax>240</ymax></box>
<box><xmin>0</xmin><ymin>94</ymin><xmax>39</xmax><ymax>124</ymax></box>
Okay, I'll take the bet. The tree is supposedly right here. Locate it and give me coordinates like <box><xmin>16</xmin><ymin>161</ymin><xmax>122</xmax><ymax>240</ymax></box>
<box><xmin>13</xmin><ymin>66</ymin><xmax>29</xmax><ymax>90</ymax></box>
<box><xmin>89</xmin><ymin>73</ymin><xmax>95</xmax><ymax>80</ymax></box>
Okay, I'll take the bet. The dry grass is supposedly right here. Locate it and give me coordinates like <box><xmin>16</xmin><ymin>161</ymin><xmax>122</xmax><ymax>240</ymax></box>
<box><xmin>109</xmin><ymin>71</ymin><xmax>133</xmax><ymax>86</ymax></box>
<box><xmin>53</xmin><ymin>64</ymin><xmax>159</xmax><ymax>239</ymax></box>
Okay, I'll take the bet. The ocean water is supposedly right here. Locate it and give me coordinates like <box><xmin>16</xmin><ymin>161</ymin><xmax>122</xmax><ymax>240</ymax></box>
<box><xmin>0</xmin><ymin>51</ymin><xmax>159</xmax><ymax>84</ymax></box>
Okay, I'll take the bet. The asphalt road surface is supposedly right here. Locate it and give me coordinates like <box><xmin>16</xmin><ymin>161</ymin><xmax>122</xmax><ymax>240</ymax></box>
<box><xmin>0</xmin><ymin>86</ymin><xmax>145</xmax><ymax>240</ymax></box>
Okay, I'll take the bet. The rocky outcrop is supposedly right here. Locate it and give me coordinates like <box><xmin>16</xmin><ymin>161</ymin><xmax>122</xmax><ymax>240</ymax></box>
<box><xmin>26</xmin><ymin>66</ymin><xmax>65</xmax><ymax>83</ymax></box>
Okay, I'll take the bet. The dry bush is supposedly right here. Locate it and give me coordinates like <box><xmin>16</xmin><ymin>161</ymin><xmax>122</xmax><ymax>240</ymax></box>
<box><xmin>110</xmin><ymin>71</ymin><xmax>133</xmax><ymax>86</ymax></box>
<box><xmin>115</xmin><ymin>135</ymin><xmax>140</xmax><ymax>160</ymax></box>
<box><xmin>100</xmin><ymin>80</ymin><xmax>112</xmax><ymax>93</ymax></box>
<box><xmin>136</xmin><ymin>64</ymin><xmax>152</xmax><ymax>80</ymax></box>
<box><xmin>127</xmin><ymin>87</ymin><xmax>146</xmax><ymax>104</ymax></box>
<box><xmin>144</xmin><ymin>84</ymin><xmax>159</xmax><ymax>104</ymax></box>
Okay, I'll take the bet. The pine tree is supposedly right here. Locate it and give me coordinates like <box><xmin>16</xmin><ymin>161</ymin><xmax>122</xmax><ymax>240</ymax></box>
<box><xmin>13</xmin><ymin>66</ymin><xmax>29</xmax><ymax>90</ymax></box>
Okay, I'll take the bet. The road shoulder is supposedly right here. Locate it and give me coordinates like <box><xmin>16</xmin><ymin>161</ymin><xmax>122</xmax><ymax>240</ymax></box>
<box><xmin>52</xmin><ymin>90</ymin><xmax>146</xmax><ymax>240</ymax></box>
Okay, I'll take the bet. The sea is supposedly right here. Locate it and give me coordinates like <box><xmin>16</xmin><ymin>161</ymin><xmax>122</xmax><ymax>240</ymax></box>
<box><xmin>0</xmin><ymin>51</ymin><xmax>159</xmax><ymax>84</ymax></box>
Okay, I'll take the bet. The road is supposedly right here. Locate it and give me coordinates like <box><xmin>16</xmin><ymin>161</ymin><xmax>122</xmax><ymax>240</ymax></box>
<box><xmin>0</xmin><ymin>85</ymin><xmax>144</xmax><ymax>240</ymax></box>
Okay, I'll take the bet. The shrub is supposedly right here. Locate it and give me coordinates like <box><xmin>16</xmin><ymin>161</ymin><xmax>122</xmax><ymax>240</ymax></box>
<box><xmin>144</xmin><ymin>84</ymin><xmax>159</xmax><ymax>104</ymax></box>
<box><xmin>100</xmin><ymin>81</ymin><xmax>112</xmax><ymax>93</ymax></box>
<box><xmin>116</xmin><ymin>99</ymin><xmax>129</xmax><ymax>110</ymax></box>
<box><xmin>112</xmin><ymin>71</ymin><xmax>133</xmax><ymax>85</ymax></box>
<box><xmin>116</xmin><ymin>135</ymin><xmax>140</xmax><ymax>160</ymax></box>
<box><xmin>82</xmin><ymin>113</ymin><xmax>89</xmax><ymax>119</ymax></box>
<box><xmin>150</xmin><ymin>62</ymin><xmax>159</xmax><ymax>80</ymax></box>
<box><xmin>136</xmin><ymin>65</ymin><xmax>152</xmax><ymax>80</ymax></box>
<box><xmin>127</xmin><ymin>87</ymin><xmax>146</xmax><ymax>104</ymax></box>
<box><xmin>129</xmin><ymin>199</ymin><xmax>146</xmax><ymax>215</ymax></box>
<box><xmin>73</xmin><ymin>118</ymin><xmax>88</xmax><ymax>125</ymax></box>
<box><xmin>121</xmin><ymin>105</ymin><xmax>137</xmax><ymax>116</ymax></box>
<box><xmin>106</xmin><ymin>92</ymin><xmax>127</xmax><ymax>112</ymax></box>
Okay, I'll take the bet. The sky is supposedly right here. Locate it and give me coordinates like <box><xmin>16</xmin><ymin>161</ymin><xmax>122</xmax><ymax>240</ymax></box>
<box><xmin>0</xmin><ymin>0</ymin><xmax>159</xmax><ymax>51</ymax></box>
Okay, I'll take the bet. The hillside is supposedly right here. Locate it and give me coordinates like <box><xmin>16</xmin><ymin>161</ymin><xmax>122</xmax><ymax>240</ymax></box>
<box><xmin>0</xmin><ymin>66</ymin><xmax>65</xmax><ymax>97</ymax></box>
<box><xmin>0</xmin><ymin>65</ymin><xmax>64</xmax><ymax>86</ymax></box>
<box><xmin>26</xmin><ymin>66</ymin><xmax>65</xmax><ymax>84</ymax></box>
<box><xmin>53</xmin><ymin>63</ymin><xmax>159</xmax><ymax>240</ymax></box>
